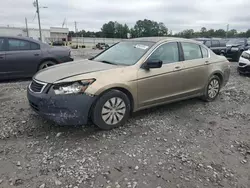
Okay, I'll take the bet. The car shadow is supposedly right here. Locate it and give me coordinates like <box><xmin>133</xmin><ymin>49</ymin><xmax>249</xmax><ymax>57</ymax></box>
<box><xmin>0</xmin><ymin>78</ymin><xmax>31</xmax><ymax>83</ymax></box>
<box><xmin>27</xmin><ymin>97</ymin><xmax>204</xmax><ymax>140</ymax></box>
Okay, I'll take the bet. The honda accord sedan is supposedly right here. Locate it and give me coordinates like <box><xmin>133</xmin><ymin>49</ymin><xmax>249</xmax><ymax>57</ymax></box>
<box><xmin>27</xmin><ymin>37</ymin><xmax>230</xmax><ymax>130</ymax></box>
<box><xmin>0</xmin><ymin>36</ymin><xmax>73</xmax><ymax>80</ymax></box>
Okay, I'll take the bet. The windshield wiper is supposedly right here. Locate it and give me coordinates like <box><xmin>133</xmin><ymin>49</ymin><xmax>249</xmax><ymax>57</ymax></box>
<box><xmin>98</xmin><ymin>60</ymin><xmax>117</xmax><ymax>65</ymax></box>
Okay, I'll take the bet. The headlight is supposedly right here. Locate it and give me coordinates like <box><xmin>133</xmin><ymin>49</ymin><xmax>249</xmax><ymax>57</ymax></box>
<box><xmin>53</xmin><ymin>79</ymin><xmax>95</xmax><ymax>95</ymax></box>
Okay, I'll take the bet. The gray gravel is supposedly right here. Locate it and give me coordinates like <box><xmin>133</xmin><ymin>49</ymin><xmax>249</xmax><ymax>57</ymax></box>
<box><xmin>0</xmin><ymin>53</ymin><xmax>250</xmax><ymax>188</ymax></box>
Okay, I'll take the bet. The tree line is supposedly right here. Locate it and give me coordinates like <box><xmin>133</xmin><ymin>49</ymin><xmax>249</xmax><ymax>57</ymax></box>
<box><xmin>68</xmin><ymin>19</ymin><xmax>250</xmax><ymax>39</ymax></box>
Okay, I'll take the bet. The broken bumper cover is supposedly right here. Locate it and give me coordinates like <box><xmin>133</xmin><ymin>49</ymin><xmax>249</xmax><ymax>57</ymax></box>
<box><xmin>238</xmin><ymin>65</ymin><xmax>250</xmax><ymax>74</ymax></box>
<box><xmin>27</xmin><ymin>89</ymin><xmax>96</xmax><ymax>126</ymax></box>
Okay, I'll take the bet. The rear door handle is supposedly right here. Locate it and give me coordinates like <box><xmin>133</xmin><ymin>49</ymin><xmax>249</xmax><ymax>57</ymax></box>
<box><xmin>34</xmin><ymin>54</ymin><xmax>40</xmax><ymax>56</ymax></box>
<box><xmin>205</xmin><ymin>60</ymin><xmax>210</xmax><ymax>64</ymax></box>
<box><xmin>0</xmin><ymin>56</ymin><xmax>4</xmax><ymax>59</ymax></box>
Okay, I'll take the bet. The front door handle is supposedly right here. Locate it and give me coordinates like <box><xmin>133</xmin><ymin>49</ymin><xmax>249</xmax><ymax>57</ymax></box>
<box><xmin>205</xmin><ymin>60</ymin><xmax>210</xmax><ymax>64</ymax></box>
<box><xmin>34</xmin><ymin>54</ymin><xmax>40</xmax><ymax>56</ymax></box>
<box><xmin>0</xmin><ymin>56</ymin><xmax>4</xmax><ymax>59</ymax></box>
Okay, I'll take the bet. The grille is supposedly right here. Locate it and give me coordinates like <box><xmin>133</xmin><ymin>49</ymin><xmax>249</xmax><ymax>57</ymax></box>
<box><xmin>239</xmin><ymin>63</ymin><xmax>246</xmax><ymax>66</ymax></box>
<box><xmin>29</xmin><ymin>80</ymin><xmax>46</xmax><ymax>93</ymax></box>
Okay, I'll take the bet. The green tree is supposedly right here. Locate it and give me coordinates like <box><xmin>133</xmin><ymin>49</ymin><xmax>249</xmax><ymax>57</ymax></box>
<box><xmin>214</xmin><ymin>29</ymin><xmax>226</xmax><ymax>37</ymax></box>
<box><xmin>133</xmin><ymin>19</ymin><xmax>168</xmax><ymax>37</ymax></box>
<box><xmin>158</xmin><ymin>22</ymin><xmax>168</xmax><ymax>36</ymax></box>
<box><xmin>101</xmin><ymin>21</ymin><xmax>116</xmax><ymax>38</ymax></box>
<box><xmin>245</xmin><ymin>29</ymin><xmax>250</xmax><ymax>37</ymax></box>
<box><xmin>227</xmin><ymin>29</ymin><xmax>237</xmax><ymax>37</ymax></box>
<box><xmin>200</xmin><ymin>27</ymin><xmax>207</xmax><ymax>34</ymax></box>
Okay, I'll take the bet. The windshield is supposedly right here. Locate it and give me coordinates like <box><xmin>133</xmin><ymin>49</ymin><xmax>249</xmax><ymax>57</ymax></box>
<box><xmin>93</xmin><ymin>41</ymin><xmax>155</xmax><ymax>65</ymax></box>
<box><xmin>227</xmin><ymin>39</ymin><xmax>245</xmax><ymax>45</ymax></box>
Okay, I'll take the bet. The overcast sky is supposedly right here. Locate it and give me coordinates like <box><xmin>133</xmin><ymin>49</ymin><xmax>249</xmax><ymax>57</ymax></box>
<box><xmin>1</xmin><ymin>0</ymin><xmax>250</xmax><ymax>33</ymax></box>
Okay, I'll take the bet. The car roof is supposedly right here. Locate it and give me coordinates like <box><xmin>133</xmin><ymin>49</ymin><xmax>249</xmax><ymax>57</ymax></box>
<box><xmin>0</xmin><ymin>35</ymin><xmax>42</xmax><ymax>44</ymax></box>
<box><xmin>194</xmin><ymin>38</ymin><xmax>224</xmax><ymax>40</ymax></box>
<box><xmin>125</xmin><ymin>37</ymin><xmax>201</xmax><ymax>43</ymax></box>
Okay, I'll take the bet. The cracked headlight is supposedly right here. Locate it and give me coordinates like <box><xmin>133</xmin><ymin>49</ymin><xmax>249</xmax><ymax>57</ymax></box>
<box><xmin>53</xmin><ymin>79</ymin><xmax>95</xmax><ymax>95</ymax></box>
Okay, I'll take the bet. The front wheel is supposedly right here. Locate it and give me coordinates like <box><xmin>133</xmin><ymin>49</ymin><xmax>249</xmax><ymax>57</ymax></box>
<box><xmin>91</xmin><ymin>90</ymin><xmax>131</xmax><ymax>130</ymax></box>
<box><xmin>201</xmin><ymin>75</ymin><xmax>221</xmax><ymax>102</ymax></box>
<box><xmin>38</xmin><ymin>61</ymin><xmax>56</xmax><ymax>70</ymax></box>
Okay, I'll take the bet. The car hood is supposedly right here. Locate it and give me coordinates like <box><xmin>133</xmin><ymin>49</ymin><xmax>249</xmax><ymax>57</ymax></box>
<box><xmin>34</xmin><ymin>59</ymin><xmax>118</xmax><ymax>83</ymax></box>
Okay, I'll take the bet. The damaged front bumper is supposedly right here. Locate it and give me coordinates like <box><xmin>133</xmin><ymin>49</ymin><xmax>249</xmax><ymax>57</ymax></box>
<box><xmin>27</xmin><ymin>88</ymin><xmax>96</xmax><ymax>126</ymax></box>
<box><xmin>238</xmin><ymin>65</ymin><xmax>250</xmax><ymax>74</ymax></box>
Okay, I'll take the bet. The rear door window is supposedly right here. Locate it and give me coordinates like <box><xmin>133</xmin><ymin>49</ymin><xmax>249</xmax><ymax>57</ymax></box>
<box><xmin>30</xmin><ymin>42</ymin><xmax>40</xmax><ymax>50</ymax></box>
<box><xmin>181</xmin><ymin>42</ymin><xmax>202</xmax><ymax>60</ymax></box>
<box><xmin>8</xmin><ymin>39</ymin><xmax>31</xmax><ymax>51</ymax></box>
<box><xmin>211</xmin><ymin>40</ymin><xmax>219</xmax><ymax>47</ymax></box>
<box><xmin>204</xmin><ymin>41</ymin><xmax>211</xmax><ymax>48</ymax></box>
<box><xmin>0</xmin><ymin>38</ymin><xmax>5</xmax><ymax>51</ymax></box>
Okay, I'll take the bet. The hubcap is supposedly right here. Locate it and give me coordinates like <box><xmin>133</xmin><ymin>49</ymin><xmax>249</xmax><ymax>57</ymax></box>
<box><xmin>41</xmin><ymin>63</ymin><xmax>53</xmax><ymax>69</ymax></box>
<box><xmin>101</xmin><ymin>97</ymin><xmax>126</xmax><ymax>125</ymax></box>
<box><xmin>208</xmin><ymin>79</ymin><xmax>220</xmax><ymax>98</ymax></box>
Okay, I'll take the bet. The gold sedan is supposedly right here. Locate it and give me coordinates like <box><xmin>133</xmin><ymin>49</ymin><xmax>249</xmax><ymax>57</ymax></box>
<box><xmin>27</xmin><ymin>37</ymin><xmax>230</xmax><ymax>130</ymax></box>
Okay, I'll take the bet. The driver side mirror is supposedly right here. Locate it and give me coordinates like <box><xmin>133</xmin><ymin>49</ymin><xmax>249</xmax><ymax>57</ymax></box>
<box><xmin>142</xmin><ymin>59</ymin><xmax>163</xmax><ymax>70</ymax></box>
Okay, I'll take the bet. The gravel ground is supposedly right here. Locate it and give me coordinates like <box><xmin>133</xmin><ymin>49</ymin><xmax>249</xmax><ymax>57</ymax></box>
<box><xmin>0</xmin><ymin>53</ymin><xmax>250</xmax><ymax>188</ymax></box>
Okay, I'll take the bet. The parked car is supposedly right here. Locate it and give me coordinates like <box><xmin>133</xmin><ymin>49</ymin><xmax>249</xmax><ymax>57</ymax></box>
<box><xmin>225</xmin><ymin>38</ymin><xmax>250</xmax><ymax>61</ymax></box>
<box><xmin>94</xmin><ymin>43</ymin><xmax>109</xmax><ymax>50</ymax></box>
<box><xmin>194</xmin><ymin>38</ymin><xmax>227</xmax><ymax>55</ymax></box>
<box><xmin>52</xmin><ymin>41</ymin><xmax>64</xmax><ymax>46</ymax></box>
<box><xmin>27</xmin><ymin>37</ymin><xmax>230</xmax><ymax>130</ymax></box>
<box><xmin>238</xmin><ymin>50</ymin><xmax>250</xmax><ymax>75</ymax></box>
<box><xmin>0</xmin><ymin>36</ymin><xmax>73</xmax><ymax>80</ymax></box>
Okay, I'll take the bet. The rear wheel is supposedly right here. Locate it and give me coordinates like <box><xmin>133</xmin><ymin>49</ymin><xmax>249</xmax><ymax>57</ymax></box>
<box><xmin>220</xmin><ymin>52</ymin><xmax>225</xmax><ymax>56</ymax></box>
<box><xmin>202</xmin><ymin>75</ymin><xmax>221</xmax><ymax>102</ymax></box>
<box><xmin>91</xmin><ymin>90</ymin><xmax>131</xmax><ymax>130</ymax></box>
<box><xmin>38</xmin><ymin>61</ymin><xmax>56</xmax><ymax>70</ymax></box>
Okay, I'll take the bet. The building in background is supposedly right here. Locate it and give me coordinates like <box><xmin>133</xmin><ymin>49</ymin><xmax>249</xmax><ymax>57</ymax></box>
<box><xmin>0</xmin><ymin>26</ymin><xmax>69</xmax><ymax>43</ymax></box>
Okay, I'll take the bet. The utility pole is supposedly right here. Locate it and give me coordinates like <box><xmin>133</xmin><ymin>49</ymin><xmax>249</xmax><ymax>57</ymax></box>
<box><xmin>35</xmin><ymin>0</ymin><xmax>42</xmax><ymax>41</ymax></box>
<box><xmin>226</xmin><ymin>24</ymin><xmax>229</xmax><ymax>38</ymax></box>
<box><xmin>75</xmin><ymin>21</ymin><xmax>78</xmax><ymax>48</ymax></box>
<box><xmin>25</xmin><ymin>17</ymin><xmax>29</xmax><ymax>37</ymax></box>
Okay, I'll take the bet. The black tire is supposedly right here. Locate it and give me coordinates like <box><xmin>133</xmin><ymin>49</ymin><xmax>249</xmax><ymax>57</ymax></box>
<box><xmin>201</xmin><ymin>75</ymin><xmax>221</xmax><ymax>102</ymax></box>
<box><xmin>91</xmin><ymin>89</ymin><xmax>131</xmax><ymax>130</ymax></box>
<box><xmin>38</xmin><ymin>61</ymin><xmax>56</xmax><ymax>70</ymax></box>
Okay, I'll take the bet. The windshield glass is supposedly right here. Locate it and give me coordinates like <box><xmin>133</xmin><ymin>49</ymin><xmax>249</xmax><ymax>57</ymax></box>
<box><xmin>93</xmin><ymin>41</ymin><xmax>155</xmax><ymax>65</ymax></box>
<box><xmin>227</xmin><ymin>39</ymin><xmax>245</xmax><ymax>45</ymax></box>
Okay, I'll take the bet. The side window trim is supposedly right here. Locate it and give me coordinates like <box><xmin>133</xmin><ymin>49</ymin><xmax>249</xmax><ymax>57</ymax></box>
<box><xmin>177</xmin><ymin>42</ymin><xmax>184</xmax><ymax>61</ymax></box>
<box><xmin>144</xmin><ymin>41</ymin><xmax>181</xmax><ymax>65</ymax></box>
<box><xmin>199</xmin><ymin>45</ymin><xmax>204</xmax><ymax>58</ymax></box>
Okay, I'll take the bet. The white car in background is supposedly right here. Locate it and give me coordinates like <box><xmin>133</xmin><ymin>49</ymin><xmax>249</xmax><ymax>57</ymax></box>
<box><xmin>238</xmin><ymin>50</ymin><xmax>250</xmax><ymax>75</ymax></box>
